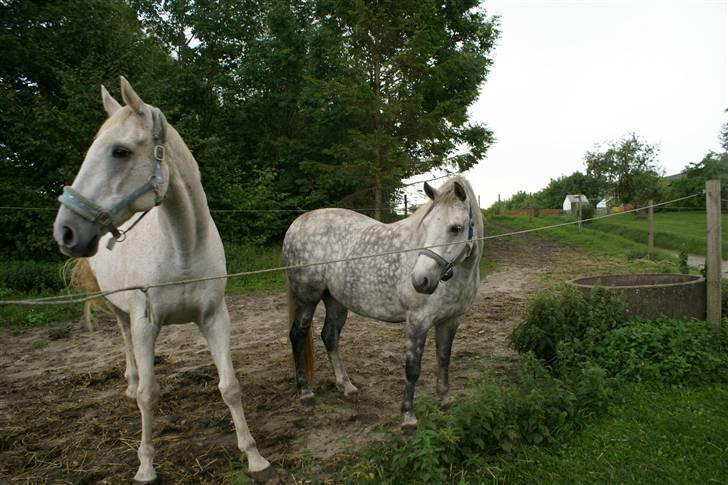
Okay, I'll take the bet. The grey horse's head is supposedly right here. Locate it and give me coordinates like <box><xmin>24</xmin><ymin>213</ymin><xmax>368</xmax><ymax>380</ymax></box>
<box><xmin>53</xmin><ymin>77</ymin><xmax>170</xmax><ymax>257</ymax></box>
<box><xmin>410</xmin><ymin>178</ymin><xmax>475</xmax><ymax>294</ymax></box>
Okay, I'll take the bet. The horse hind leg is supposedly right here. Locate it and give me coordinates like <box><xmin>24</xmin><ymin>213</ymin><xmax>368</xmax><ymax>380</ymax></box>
<box><xmin>289</xmin><ymin>295</ymin><xmax>318</xmax><ymax>404</ymax></box>
<box><xmin>321</xmin><ymin>292</ymin><xmax>358</xmax><ymax>399</ymax></box>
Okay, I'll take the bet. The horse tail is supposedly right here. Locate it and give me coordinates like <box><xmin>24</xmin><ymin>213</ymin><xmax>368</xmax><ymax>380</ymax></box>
<box><xmin>287</xmin><ymin>282</ymin><xmax>314</xmax><ymax>383</ymax></box>
<box><xmin>61</xmin><ymin>258</ymin><xmax>104</xmax><ymax>330</ymax></box>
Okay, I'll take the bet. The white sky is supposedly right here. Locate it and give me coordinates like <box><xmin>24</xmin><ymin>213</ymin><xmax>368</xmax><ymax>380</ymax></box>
<box><xmin>446</xmin><ymin>0</ymin><xmax>728</xmax><ymax>208</ymax></box>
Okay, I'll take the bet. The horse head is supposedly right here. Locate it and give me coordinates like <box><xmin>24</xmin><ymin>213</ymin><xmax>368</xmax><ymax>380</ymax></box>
<box><xmin>411</xmin><ymin>178</ymin><xmax>475</xmax><ymax>295</ymax></box>
<box><xmin>53</xmin><ymin>77</ymin><xmax>170</xmax><ymax>257</ymax></box>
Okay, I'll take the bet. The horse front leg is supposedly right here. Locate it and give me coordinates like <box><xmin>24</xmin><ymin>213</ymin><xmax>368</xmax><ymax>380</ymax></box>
<box><xmin>114</xmin><ymin>308</ymin><xmax>137</xmax><ymax>400</ymax></box>
<box><xmin>130</xmin><ymin>309</ymin><xmax>160</xmax><ymax>483</ymax></box>
<box><xmin>435</xmin><ymin>316</ymin><xmax>462</xmax><ymax>409</ymax></box>
<box><xmin>401</xmin><ymin>318</ymin><xmax>429</xmax><ymax>434</ymax></box>
<box><xmin>199</xmin><ymin>304</ymin><xmax>273</xmax><ymax>481</ymax></box>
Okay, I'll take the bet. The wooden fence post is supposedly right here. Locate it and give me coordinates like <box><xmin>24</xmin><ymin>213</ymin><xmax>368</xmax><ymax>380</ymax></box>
<box><xmin>404</xmin><ymin>194</ymin><xmax>408</xmax><ymax>216</ymax></box>
<box><xmin>706</xmin><ymin>180</ymin><xmax>722</xmax><ymax>332</ymax></box>
<box><xmin>647</xmin><ymin>199</ymin><xmax>654</xmax><ymax>260</ymax></box>
<box><xmin>577</xmin><ymin>202</ymin><xmax>582</xmax><ymax>232</ymax></box>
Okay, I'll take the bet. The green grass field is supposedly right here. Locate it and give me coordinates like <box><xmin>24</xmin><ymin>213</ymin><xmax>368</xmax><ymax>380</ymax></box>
<box><xmin>489</xmin><ymin>210</ymin><xmax>728</xmax><ymax>260</ymax></box>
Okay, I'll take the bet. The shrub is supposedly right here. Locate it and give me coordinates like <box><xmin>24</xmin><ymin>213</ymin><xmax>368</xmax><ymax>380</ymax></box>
<box><xmin>594</xmin><ymin>318</ymin><xmax>728</xmax><ymax>385</ymax></box>
<box><xmin>338</xmin><ymin>355</ymin><xmax>612</xmax><ymax>484</ymax></box>
<box><xmin>0</xmin><ymin>261</ymin><xmax>65</xmax><ymax>293</ymax></box>
<box><xmin>510</xmin><ymin>286</ymin><xmax>625</xmax><ymax>369</ymax></box>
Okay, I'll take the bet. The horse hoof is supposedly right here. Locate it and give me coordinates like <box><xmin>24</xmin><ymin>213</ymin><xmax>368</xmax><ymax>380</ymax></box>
<box><xmin>343</xmin><ymin>385</ymin><xmax>359</xmax><ymax>401</ymax></box>
<box><xmin>401</xmin><ymin>422</ymin><xmax>418</xmax><ymax>436</ymax></box>
<box><xmin>132</xmin><ymin>477</ymin><xmax>159</xmax><ymax>484</ymax></box>
<box><xmin>439</xmin><ymin>395</ymin><xmax>454</xmax><ymax>410</ymax></box>
<box><xmin>300</xmin><ymin>390</ymin><xmax>315</xmax><ymax>406</ymax></box>
<box><xmin>248</xmin><ymin>465</ymin><xmax>278</xmax><ymax>483</ymax></box>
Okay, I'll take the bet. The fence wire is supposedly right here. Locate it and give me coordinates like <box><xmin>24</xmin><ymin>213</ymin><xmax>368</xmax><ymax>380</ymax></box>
<box><xmin>0</xmin><ymin>192</ymin><xmax>701</xmax><ymax>306</ymax></box>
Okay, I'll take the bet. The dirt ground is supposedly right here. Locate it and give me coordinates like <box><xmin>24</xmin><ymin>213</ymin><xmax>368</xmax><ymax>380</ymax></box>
<box><xmin>0</xmin><ymin>232</ymin><xmax>569</xmax><ymax>484</ymax></box>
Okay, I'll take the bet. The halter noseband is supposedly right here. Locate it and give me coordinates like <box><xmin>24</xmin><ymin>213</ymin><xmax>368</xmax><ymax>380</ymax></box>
<box><xmin>58</xmin><ymin>107</ymin><xmax>167</xmax><ymax>250</ymax></box>
<box><xmin>419</xmin><ymin>205</ymin><xmax>474</xmax><ymax>282</ymax></box>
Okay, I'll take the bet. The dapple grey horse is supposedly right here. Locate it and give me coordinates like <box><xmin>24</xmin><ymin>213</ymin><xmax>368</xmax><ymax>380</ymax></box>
<box><xmin>283</xmin><ymin>176</ymin><xmax>484</xmax><ymax>431</ymax></box>
<box><xmin>52</xmin><ymin>77</ymin><xmax>272</xmax><ymax>483</ymax></box>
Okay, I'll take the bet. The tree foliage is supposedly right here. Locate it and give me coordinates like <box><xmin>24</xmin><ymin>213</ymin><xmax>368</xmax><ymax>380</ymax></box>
<box><xmin>0</xmin><ymin>0</ymin><xmax>499</xmax><ymax>259</ymax></box>
<box><xmin>584</xmin><ymin>134</ymin><xmax>664</xmax><ymax>206</ymax></box>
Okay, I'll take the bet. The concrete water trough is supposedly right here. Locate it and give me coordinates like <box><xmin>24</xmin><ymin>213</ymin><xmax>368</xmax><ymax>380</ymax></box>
<box><xmin>570</xmin><ymin>274</ymin><xmax>706</xmax><ymax>321</ymax></box>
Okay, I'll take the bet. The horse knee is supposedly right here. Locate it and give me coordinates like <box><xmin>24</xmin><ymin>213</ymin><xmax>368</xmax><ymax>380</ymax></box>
<box><xmin>219</xmin><ymin>378</ymin><xmax>242</xmax><ymax>404</ymax></box>
<box><xmin>136</xmin><ymin>382</ymin><xmax>159</xmax><ymax>408</ymax></box>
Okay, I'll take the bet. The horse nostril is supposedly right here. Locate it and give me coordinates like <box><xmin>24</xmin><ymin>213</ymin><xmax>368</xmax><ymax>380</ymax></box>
<box><xmin>421</xmin><ymin>276</ymin><xmax>429</xmax><ymax>288</ymax></box>
<box><xmin>62</xmin><ymin>225</ymin><xmax>76</xmax><ymax>246</ymax></box>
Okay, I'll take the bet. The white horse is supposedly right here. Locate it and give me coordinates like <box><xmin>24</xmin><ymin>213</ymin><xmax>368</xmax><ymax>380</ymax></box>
<box><xmin>283</xmin><ymin>176</ymin><xmax>484</xmax><ymax>431</ymax></box>
<box><xmin>52</xmin><ymin>77</ymin><xmax>272</xmax><ymax>483</ymax></box>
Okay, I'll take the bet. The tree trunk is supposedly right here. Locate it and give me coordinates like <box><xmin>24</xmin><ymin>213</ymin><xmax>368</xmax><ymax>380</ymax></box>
<box><xmin>374</xmin><ymin>174</ymin><xmax>383</xmax><ymax>221</ymax></box>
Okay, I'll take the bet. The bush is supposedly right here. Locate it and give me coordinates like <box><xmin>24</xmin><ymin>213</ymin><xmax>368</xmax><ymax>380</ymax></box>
<box><xmin>0</xmin><ymin>261</ymin><xmax>65</xmax><ymax>293</ymax></box>
<box><xmin>510</xmin><ymin>286</ymin><xmax>625</xmax><ymax>369</ymax></box>
<box><xmin>338</xmin><ymin>355</ymin><xmax>612</xmax><ymax>484</ymax></box>
<box><xmin>594</xmin><ymin>318</ymin><xmax>728</xmax><ymax>385</ymax></box>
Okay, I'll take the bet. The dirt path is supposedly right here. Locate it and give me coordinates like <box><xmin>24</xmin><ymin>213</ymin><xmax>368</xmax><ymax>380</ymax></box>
<box><xmin>0</xmin><ymin>232</ymin><xmax>564</xmax><ymax>484</ymax></box>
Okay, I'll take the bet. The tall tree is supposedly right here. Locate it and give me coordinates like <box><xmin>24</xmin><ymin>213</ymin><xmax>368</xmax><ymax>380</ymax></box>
<box><xmin>301</xmin><ymin>0</ymin><xmax>499</xmax><ymax>219</ymax></box>
<box><xmin>585</xmin><ymin>134</ymin><xmax>664</xmax><ymax>207</ymax></box>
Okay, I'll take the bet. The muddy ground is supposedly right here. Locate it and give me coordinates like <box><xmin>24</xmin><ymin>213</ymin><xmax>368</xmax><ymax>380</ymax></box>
<box><xmin>1</xmin><ymin>232</ymin><xmax>575</xmax><ymax>484</ymax></box>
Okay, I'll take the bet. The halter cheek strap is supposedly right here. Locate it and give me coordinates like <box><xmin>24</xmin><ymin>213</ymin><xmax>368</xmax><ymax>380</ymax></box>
<box><xmin>419</xmin><ymin>205</ymin><xmax>475</xmax><ymax>282</ymax></box>
<box><xmin>58</xmin><ymin>107</ymin><xmax>167</xmax><ymax>250</ymax></box>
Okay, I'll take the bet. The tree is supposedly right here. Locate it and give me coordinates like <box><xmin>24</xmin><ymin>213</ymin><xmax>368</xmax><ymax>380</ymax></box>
<box><xmin>532</xmin><ymin>171</ymin><xmax>608</xmax><ymax>209</ymax></box>
<box><xmin>584</xmin><ymin>134</ymin><xmax>664</xmax><ymax>207</ymax></box>
<box><xmin>301</xmin><ymin>0</ymin><xmax>499</xmax><ymax>219</ymax></box>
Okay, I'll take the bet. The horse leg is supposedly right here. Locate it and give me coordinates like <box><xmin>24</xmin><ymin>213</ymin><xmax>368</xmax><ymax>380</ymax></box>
<box><xmin>114</xmin><ymin>308</ymin><xmax>137</xmax><ymax>400</ymax></box>
<box><xmin>321</xmin><ymin>292</ymin><xmax>357</xmax><ymax>399</ymax></box>
<box><xmin>198</xmin><ymin>305</ymin><xmax>272</xmax><ymax>480</ymax></box>
<box><xmin>435</xmin><ymin>316</ymin><xmax>462</xmax><ymax>409</ymax></box>
<box><xmin>130</xmin><ymin>310</ymin><xmax>160</xmax><ymax>483</ymax></box>
<box><xmin>401</xmin><ymin>318</ymin><xmax>429</xmax><ymax>434</ymax></box>
<box><xmin>289</xmin><ymin>298</ymin><xmax>317</xmax><ymax>404</ymax></box>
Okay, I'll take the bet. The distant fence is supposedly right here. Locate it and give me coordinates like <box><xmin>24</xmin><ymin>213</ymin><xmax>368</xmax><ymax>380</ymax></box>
<box><xmin>483</xmin><ymin>208</ymin><xmax>561</xmax><ymax>217</ymax></box>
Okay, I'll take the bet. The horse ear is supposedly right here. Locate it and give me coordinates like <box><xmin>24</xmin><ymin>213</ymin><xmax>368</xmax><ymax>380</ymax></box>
<box><xmin>119</xmin><ymin>76</ymin><xmax>145</xmax><ymax>114</ymax></box>
<box><xmin>453</xmin><ymin>181</ymin><xmax>467</xmax><ymax>202</ymax></box>
<box><xmin>424</xmin><ymin>181</ymin><xmax>438</xmax><ymax>200</ymax></box>
<box><xmin>101</xmin><ymin>85</ymin><xmax>121</xmax><ymax>117</ymax></box>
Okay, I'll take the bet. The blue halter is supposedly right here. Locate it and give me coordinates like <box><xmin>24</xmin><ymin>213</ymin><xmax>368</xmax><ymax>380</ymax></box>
<box><xmin>58</xmin><ymin>107</ymin><xmax>167</xmax><ymax>250</ymax></box>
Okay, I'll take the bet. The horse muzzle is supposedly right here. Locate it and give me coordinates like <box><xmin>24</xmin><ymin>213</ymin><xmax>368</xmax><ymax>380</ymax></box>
<box><xmin>53</xmin><ymin>207</ymin><xmax>101</xmax><ymax>257</ymax></box>
<box><xmin>411</xmin><ymin>272</ymin><xmax>440</xmax><ymax>295</ymax></box>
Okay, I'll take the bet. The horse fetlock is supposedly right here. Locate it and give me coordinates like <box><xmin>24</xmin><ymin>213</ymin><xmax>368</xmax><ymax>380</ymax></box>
<box><xmin>134</xmin><ymin>445</ymin><xmax>156</xmax><ymax>483</ymax></box>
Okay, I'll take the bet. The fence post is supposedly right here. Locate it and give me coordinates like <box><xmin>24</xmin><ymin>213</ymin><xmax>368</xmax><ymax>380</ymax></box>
<box><xmin>577</xmin><ymin>202</ymin><xmax>582</xmax><ymax>232</ymax></box>
<box><xmin>404</xmin><ymin>194</ymin><xmax>408</xmax><ymax>216</ymax></box>
<box><xmin>647</xmin><ymin>199</ymin><xmax>654</xmax><ymax>260</ymax></box>
<box><xmin>706</xmin><ymin>180</ymin><xmax>722</xmax><ymax>332</ymax></box>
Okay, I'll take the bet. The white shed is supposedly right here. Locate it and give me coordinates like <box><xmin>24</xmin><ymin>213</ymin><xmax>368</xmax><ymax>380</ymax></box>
<box><xmin>596</xmin><ymin>197</ymin><xmax>612</xmax><ymax>214</ymax></box>
<box><xmin>562</xmin><ymin>194</ymin><xmax>589</xmax><ymax>215</ymax></box>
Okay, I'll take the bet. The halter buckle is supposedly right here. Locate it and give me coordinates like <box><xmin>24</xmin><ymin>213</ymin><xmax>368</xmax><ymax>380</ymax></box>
<box><xmin>154</xmin><ymin>145</ymin><xmax>165</xmax><ymax>161</ymax></box>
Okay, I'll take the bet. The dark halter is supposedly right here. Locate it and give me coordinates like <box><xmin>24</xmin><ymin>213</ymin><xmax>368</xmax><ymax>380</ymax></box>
<box><xmin>419</xmin><ymin>205</ymin><xmax>474</xmax><ymax>282</ymax></box>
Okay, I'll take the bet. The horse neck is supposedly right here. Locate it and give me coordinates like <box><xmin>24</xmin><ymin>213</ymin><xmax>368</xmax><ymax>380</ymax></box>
<box><xmin>157</xmin><ymin>128</ymin><xmax>212</xmax><ymax>257</ymax></box>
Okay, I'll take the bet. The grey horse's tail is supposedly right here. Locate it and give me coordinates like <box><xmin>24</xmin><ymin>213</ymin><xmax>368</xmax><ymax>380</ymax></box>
<box><xmin>61</xmin><ymin>258</ymin><xmax>104</xmax><ymax>330</ymax></box>
<box><xmin>287</xmin><ymin>283</ymin><xmax>314</xmax><ymax>383</ymax></box>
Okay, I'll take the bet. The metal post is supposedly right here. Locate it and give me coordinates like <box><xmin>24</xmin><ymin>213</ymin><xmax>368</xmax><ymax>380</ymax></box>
<box><xmin>706</xmin><ymin>180</ymin><xmax>722</xmax><ymax>331</ymax></box>
<box><xmin>647</xmin><ymin>200</ymin><xmax>654</xmax><ymax>260</ymax></box>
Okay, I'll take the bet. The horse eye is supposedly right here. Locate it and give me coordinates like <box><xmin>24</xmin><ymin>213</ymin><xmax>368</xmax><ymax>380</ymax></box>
<box><xmin>450</xmin><ymin>224</ymin><xmax>464</xmax><ymax>234</ymax></box>
<box><xmin>112</xmin><ymin>146</ymin><xmax>131</xmax><ymax>159</ymax></box>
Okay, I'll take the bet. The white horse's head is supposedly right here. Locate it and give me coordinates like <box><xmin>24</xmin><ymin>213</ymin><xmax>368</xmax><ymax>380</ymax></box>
<box><xmin>411</xmin><ymin>177</ymin><xmax>476</xmax><ymax>295</ymax></box>
<box><xmin>53</xmin><ymin>77</ymin><xmax>170</xmax><ymax>257</ymax></box>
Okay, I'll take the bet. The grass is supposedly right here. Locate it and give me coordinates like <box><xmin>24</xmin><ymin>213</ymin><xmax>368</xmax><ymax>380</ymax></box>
<box><xmin>481</xmin><ymin>383</ymin><xmax>728</xmax><ymax>484</ymax></box>
<box><xmin>490</xmin><ymin>211</ymin><xmax>728</xmax><ymax>260</ymax></box>
<box><xmin>487</xmin><ymin>214</ymin><xmax>680</xmax><ymax>273</ymax></box>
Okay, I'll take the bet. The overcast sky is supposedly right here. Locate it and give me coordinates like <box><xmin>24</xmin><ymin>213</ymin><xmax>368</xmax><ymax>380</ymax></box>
<box><xmin>429</xmin><ymin>0</ymin><xmax>727</xmax><ymax>208</ymax></box>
